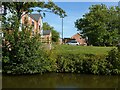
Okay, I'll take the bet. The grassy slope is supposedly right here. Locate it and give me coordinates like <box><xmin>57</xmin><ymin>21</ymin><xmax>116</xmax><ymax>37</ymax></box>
<box><xmin>53</xmin><ymin>45</ymin><xmax>115</xmax><ymax>56</ymax></box>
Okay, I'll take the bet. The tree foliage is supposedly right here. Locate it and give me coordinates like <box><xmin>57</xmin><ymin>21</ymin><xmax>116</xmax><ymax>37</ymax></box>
<box><xmin>2</xmin><ymin>1</ymin><xmax>67</xmax><ymax>19</ymax></box>
<box><xmin>2</xmin><ymin>21</ymin><xmax>51</xmax><ymax>74</ymax></box>
<box><xmin>43</xmin><ymin>22</ymin><xmax>60</xmax><ymax>42</ymax></box>
<box><xmin>2</xmin><ymin>1</ymin><xmax>67</xmax><ymax>30</ymax></box>
<box><xmin>75</xmin><ymin>4</ymin><xmax>120</xmax><ymax>46</ymax></box>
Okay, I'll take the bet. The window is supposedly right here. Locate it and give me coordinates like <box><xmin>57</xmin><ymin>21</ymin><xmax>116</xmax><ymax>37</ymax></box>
<box><xmin>70</xmin><ymin>40</ymin><xmax>77</xmax><ymax>43</ymax></box>
<box><xmin>71</xmin><ymin>41</ymin><xmax>77</xmax><ymax>43</ymax></box>
<box><xmin>32</xmin><ymin>21</ymin><xmax>34</xmax><ymax>26</ymax></box>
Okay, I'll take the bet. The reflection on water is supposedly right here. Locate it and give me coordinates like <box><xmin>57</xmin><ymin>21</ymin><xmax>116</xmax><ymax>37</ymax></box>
<box><xmin>2</xmin><ymin>73</ymin><xmax>120</xmax><ymax>88</ymax></box>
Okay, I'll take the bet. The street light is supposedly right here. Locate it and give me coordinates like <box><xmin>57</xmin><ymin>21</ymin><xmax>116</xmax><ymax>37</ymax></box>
<box><xmin>61</xmin><ymin>14</ymin><xmax>67</xmax><ymax>44</ymax></box>
<box><xmin>62</xmin><ymin>17</ymin><xmax>63</xmax><ymax>44</ymax></box>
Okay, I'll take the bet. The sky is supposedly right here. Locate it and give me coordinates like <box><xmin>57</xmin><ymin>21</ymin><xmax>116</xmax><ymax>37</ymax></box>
<box><xmin>35</xmin><ymin>2</ymin><xmax>119</xmax><ymax>38</ymax></box>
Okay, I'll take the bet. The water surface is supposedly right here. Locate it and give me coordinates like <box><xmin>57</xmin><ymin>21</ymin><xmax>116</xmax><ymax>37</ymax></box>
<box><xmin>2</xmin><ymin>73</ymin><xmax>120</xmax><ymax>88</ymax></box>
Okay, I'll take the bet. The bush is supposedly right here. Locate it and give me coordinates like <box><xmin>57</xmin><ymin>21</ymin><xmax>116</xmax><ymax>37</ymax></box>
<box><xmin>107</xmin><ymin>48</ymin><xmax>120</xmax><ymax>74</ymax></box>
<box><xmin>50</xmin><ymin>45</ymin><xmax>120</xmax><ymax>75</ymax></box>
<box><xmin>56</xmin><ymin>54</ymin><xmax>79</xmax><ymax>73</ymax></box>
<box><xmin>2</xmin><ymin>28</ymin><xmax>51</xmax><ymax>74</ymax></box>
<box><xmin>53</xmin><ymin>50</ymin><xmax>120</xmax><ymax>75</ymax></box>
<box><xmin>55</xmin><ymin>52</ymin><xmax>112</xmax><ymax>74</ymax></box>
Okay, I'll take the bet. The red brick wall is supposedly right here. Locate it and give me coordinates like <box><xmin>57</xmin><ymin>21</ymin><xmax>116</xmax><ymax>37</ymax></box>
<box><xmin>71</xmin><ymin>33</ymin><xmax>86</xmax><ymax>45</ymax></box>
<box><xmin>21</xmin><ymin>14</ymin><xmax>41</xmax><ymax>35</ymax></box>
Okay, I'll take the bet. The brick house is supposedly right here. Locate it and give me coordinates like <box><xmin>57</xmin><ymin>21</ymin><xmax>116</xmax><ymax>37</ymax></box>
<box><xmin>64</xmin><ymin>33</ymin><xmax>87</xmax><ymax>46</ymax></box>
<box><xmin>21</xmin><ymin>13</ymin><xmax>52</xmax><ymax>44</ymax></box>
<box><xmin>21</xmin><ymin>13</ymin><xmax>43</xmax><ymax>35</ymax></box>
<box><xmin>71</xmin><ymin>33</ymin><xmax>87</xmax><ymax>45</ymax></box>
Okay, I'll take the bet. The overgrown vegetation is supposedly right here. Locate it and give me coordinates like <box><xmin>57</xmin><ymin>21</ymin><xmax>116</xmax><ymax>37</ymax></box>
<box><xmin>2</xmin><ymin>41</ymin><xmax>120</xmax><ymax>75</ymax></box>
<box><xmin>2</xmin><ymin>27</ymin><xmax>53</xmax><ymax>74</ymax></box>
<box><xmin>49</xmin><ymin>45</ymin><xmax>120</xmax><ymax>75</ymax></box>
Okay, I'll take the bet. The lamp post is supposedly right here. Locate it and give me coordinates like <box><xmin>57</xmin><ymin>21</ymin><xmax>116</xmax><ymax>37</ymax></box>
<box><xmin>62</xmin><ymin>17</ymin><xmax>63</xmax><ymax>43</ymax></box>
<box><xmin>61</xmin><ymin>17</ymin><xmax>64</xmax><ymax>44</ymax></box>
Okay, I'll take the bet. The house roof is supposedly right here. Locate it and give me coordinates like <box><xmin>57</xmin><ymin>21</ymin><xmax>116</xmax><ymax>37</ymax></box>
<box><xmin>72</xmin><ymin>33</ymin><xmax>81</xmax><ymax>36</ymax></box>
<box><xmin>28</xmin><ymin>14</ymin><xmax>42</xmax><ymax>22</ymax></box>
<box><xmin>71</xmin><ymin>33</ymin><xmax>82</xmax><ymax>38</ymax></box>
<box><xmin>43</xmin><ymin>30</ymin><xmax>51</xmax><ymax>35</ymax></box>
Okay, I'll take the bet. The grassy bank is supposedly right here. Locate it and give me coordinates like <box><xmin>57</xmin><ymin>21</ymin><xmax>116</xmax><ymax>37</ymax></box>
<box><xmin>52</xmin><ymin>45</ymin><xmax>115</xmax><ymax>55</ymax></box>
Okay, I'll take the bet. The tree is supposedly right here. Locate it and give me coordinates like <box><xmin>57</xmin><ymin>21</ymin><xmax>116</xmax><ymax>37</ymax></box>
<box><xmin>2</xmin><ymin>1</ymin><xmax>67</xmax><ymax>30</ymax></box>
<box><xmin>43</xmin><ymin>22</ymin><xmax>60</xmax><ymax>42</ymax></box>
<box><xmin>43</xmin><ymin>22</ymin><xmax>54</xmax><ymax>30</ymax></box>
<box><xmin>2</xmin><ymin>1</ymin><xmax>64</xmax><ymax>74</ymax></box>
<box><xmin>2</xmin><ymin>17</ymin><xmax>54</xmax><ymax>74</ymax></box>
<box><xmin>75</xmin><ymin>4</ymin><xmax>120</xmax><ymax>46</ymax></box>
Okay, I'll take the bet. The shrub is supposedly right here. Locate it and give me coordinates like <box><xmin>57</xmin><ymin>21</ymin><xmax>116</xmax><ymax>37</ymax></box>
<box><xmin>2</xmin><ymin>28</ymin><xmax>50</xmax><ymax>74</ymax></box>
<box><xmin>107</xmin><ymin>48</ymin><xmax>120</xmax><ymax>74</ymax></box>
<box><xmin>54</xmin><ymin>50</ymin><xmax>120</xmax><ymax>75</ymax></box>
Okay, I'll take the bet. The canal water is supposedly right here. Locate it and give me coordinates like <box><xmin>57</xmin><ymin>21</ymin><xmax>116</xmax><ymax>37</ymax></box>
<box><xmin>2</xmin><ymin>73</ymin><xmax>120</xmax><ymax>88</ymax></box>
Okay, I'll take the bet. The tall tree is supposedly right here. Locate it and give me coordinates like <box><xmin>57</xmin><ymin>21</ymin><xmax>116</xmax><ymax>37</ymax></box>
<box><xmin>43</xmin><ymin>22</ymin><xmax>60</xmax><ymax>42</ymax></box>
<box><xmin>75</xmin><ymin>4</ymin><xmax>120</xmax><ymax>46</ymax></box>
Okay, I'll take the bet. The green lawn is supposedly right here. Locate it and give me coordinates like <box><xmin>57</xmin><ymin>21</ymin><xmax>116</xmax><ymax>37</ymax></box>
<box><xmin>53</xmin><ymin>45</ymin><xmax>115</xmax><ymax>56</ymax></box>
